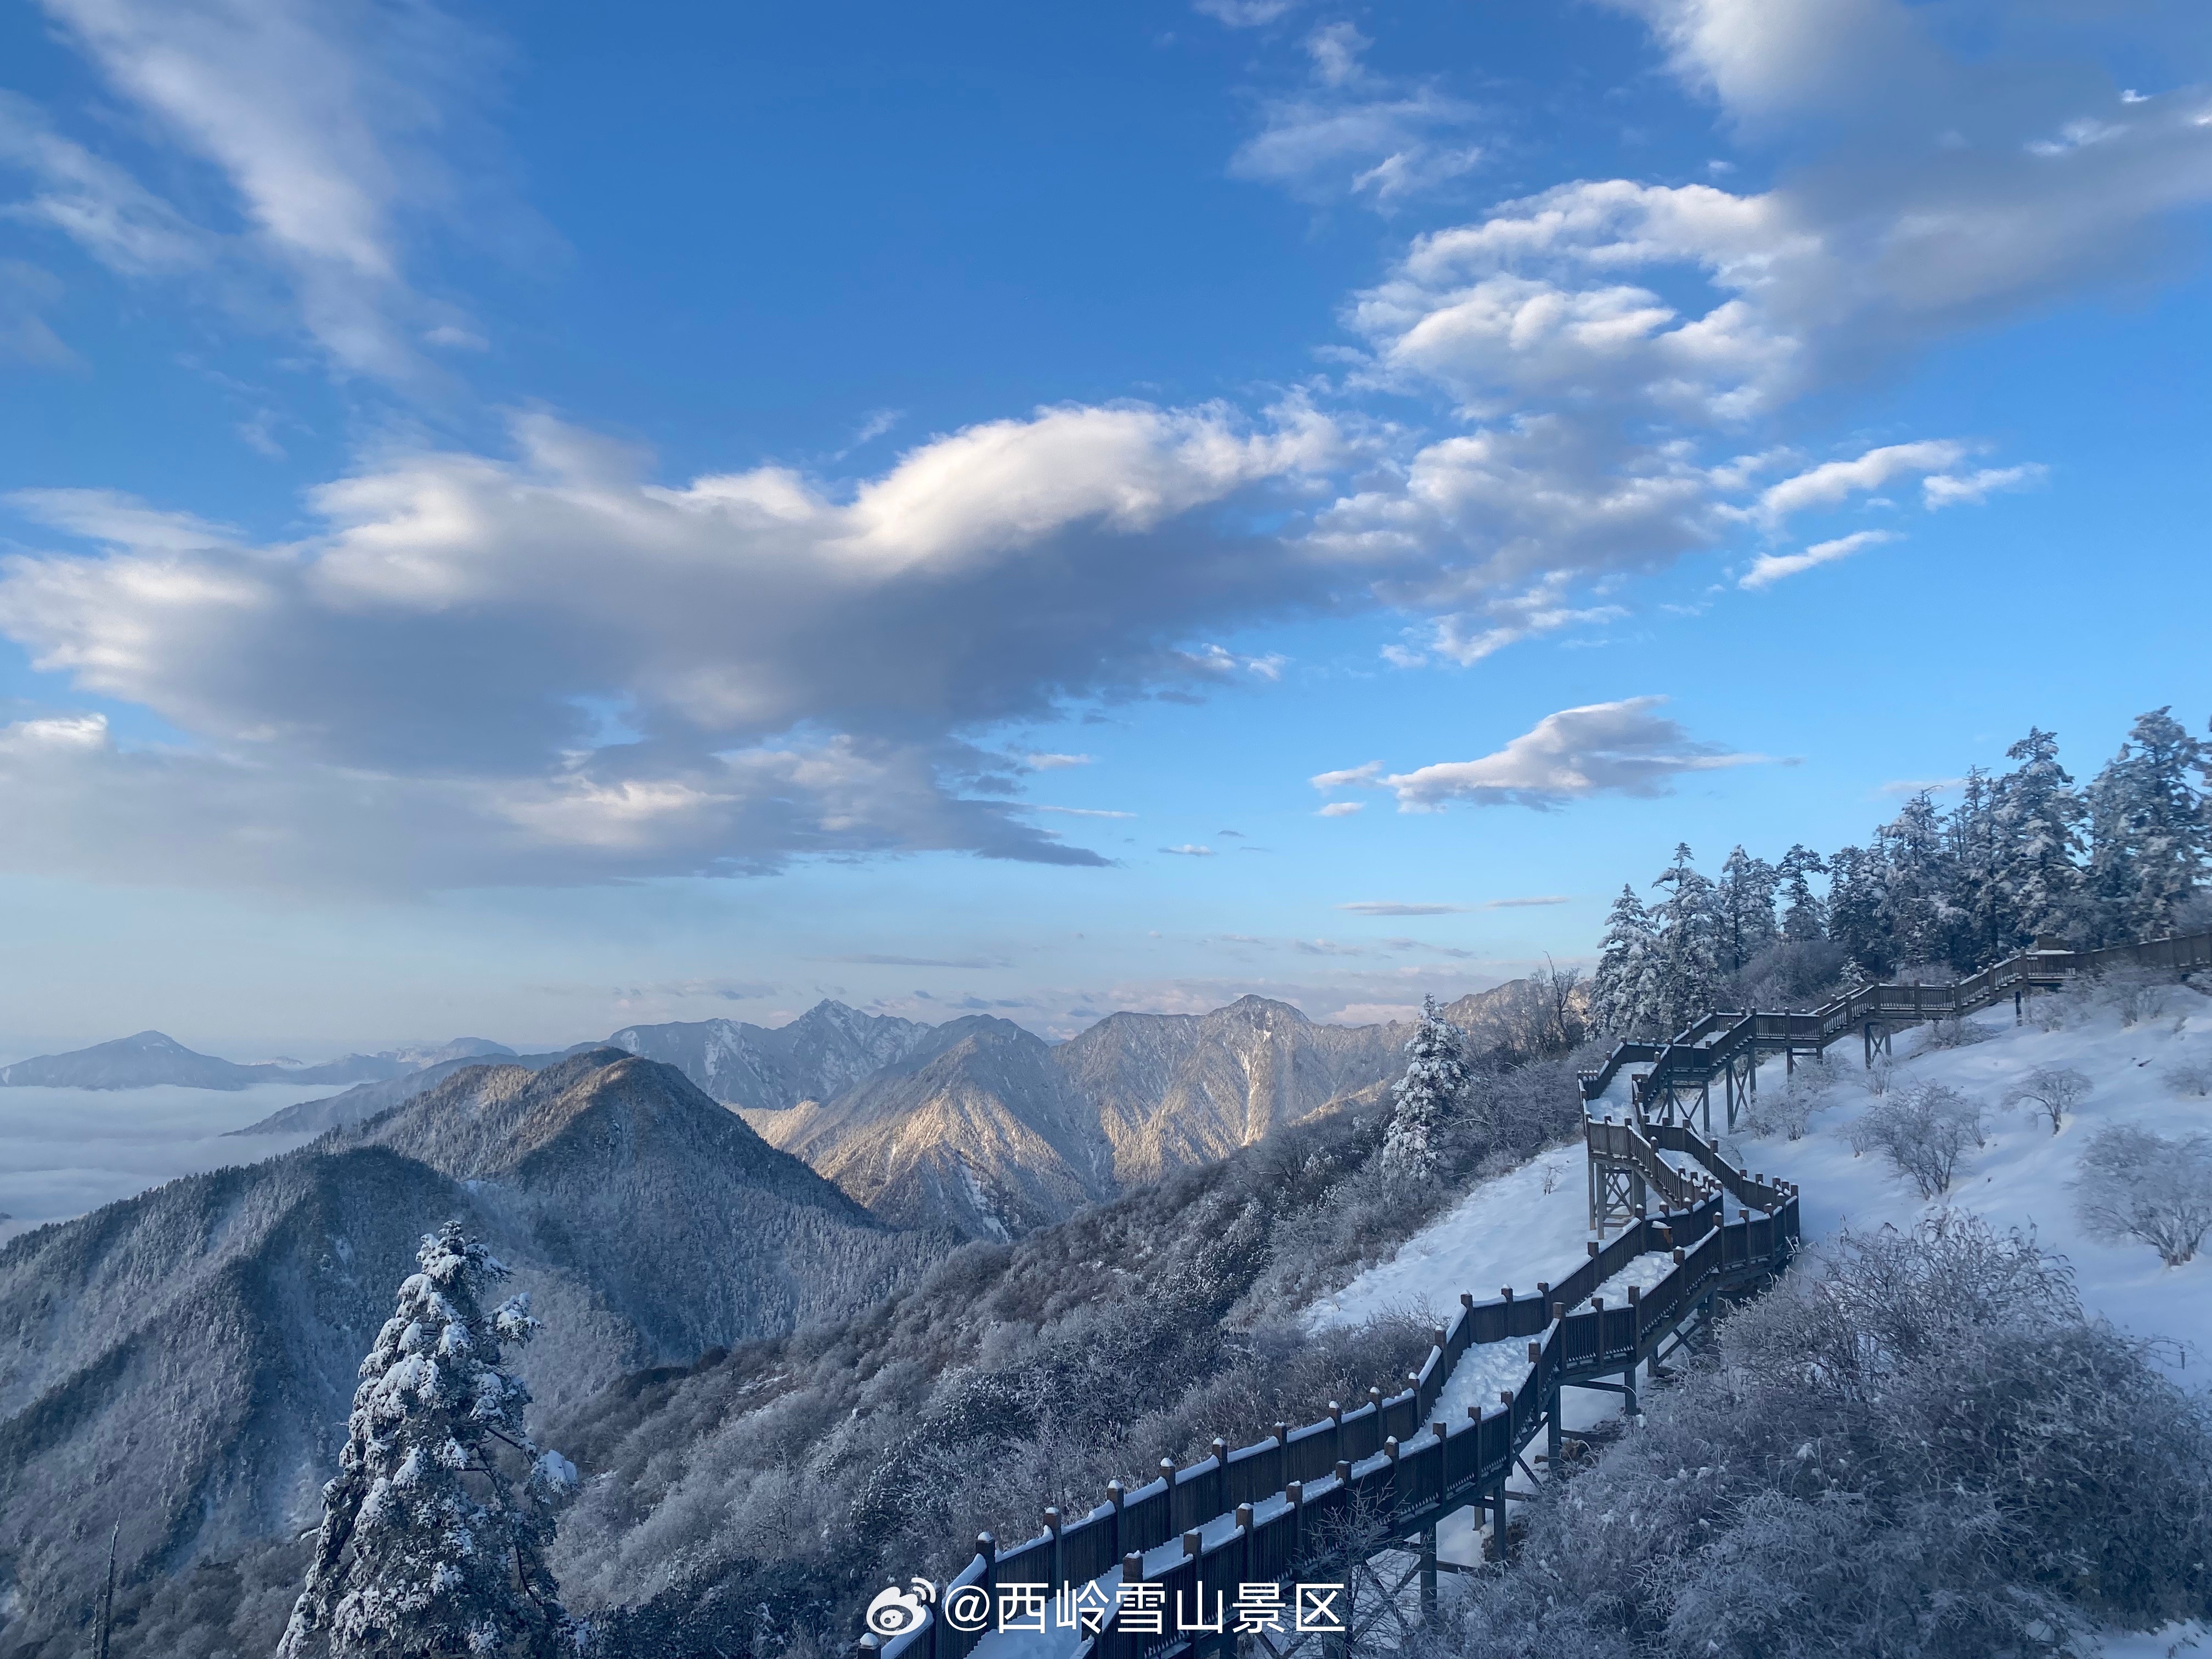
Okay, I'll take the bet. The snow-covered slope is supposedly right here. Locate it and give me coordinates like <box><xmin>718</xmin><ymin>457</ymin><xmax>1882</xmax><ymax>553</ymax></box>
<box><xmin>1726</xmin><ymin>983</ymin><xmax>2212</xmax><ymax>1369</ymax></box>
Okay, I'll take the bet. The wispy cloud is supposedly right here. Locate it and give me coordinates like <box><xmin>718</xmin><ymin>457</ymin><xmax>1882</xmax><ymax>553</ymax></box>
<box><xmin>816</xmin><ymin>953</ymin><xmax>1005</xmax><ymax>969</ymax></box>
<box><xmin>1024</xmin><ymin>752</ymin><xmax>1096</xmax><ymax>769</ymax></box>
<box><xmin>1161</xmin><ymin>844</ymin><xmax>1217</xmax><ymax>856</ymax></box>
<box><xmin>1317</xmin><ymin>697</ymin><xmax>1775</xmax><ymax>812</ymax></box>
<box><xmin>1739</xmin><ymin>529</ymin><xmax>1895</xmax><ymax>590</ymax></box>
<box><xmin>1228</xmin><ymin>24</ymin><xmax>1484</xmax><ymax>212</ymax></box>
<box><xmin>1028</xmin><ymin>805</ymin><xmax>1136</xmax><ymax>819</ymax></box>
<box><xmin>1316</xmin><ymin>800</ymin><xmax>1363</xmax><ymax>817</ymax></box>
<box><xmin>1338</xmin><ymin>901</ymin><xmax>1464</xmax><ymax>915</ymax></box>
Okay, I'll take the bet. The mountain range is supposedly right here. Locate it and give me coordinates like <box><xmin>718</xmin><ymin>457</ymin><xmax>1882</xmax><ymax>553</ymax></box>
<box><xmin>0</xmin><ymin>1049</ymin><xmax>938</xmax><ymax>1656</ymax></box>
<box><xmin>22</xmin><ymin>982</ymin><xmax>1559</xmax><ymax>1244</ymax></box>
<box><xmin>0</xmin><ymin>1030</ymin><xmax>514</xmax><ymax>1091</ymax></box>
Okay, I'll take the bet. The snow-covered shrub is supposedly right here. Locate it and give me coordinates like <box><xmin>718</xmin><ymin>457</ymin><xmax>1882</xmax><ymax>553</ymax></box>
<box><xmin>279</xmin><ymin>1221</ymin><xmax>581</xmax><ymax>1659</ymax></box>
<box><xmin>2073</xmin><ymin>1125</ymin><xmax>2212</xmax><ymax>1266</ymax></box>
<box><xmin>1915</xmin><ymin>1014</ymin><xmax>1990</xmax><ymax>1052</ymax></box>
<box><xmin>1850</xmin><ymin>1083</ymin><xmax>1985</xmax><ymax>1198</ymax></box>
<box><xmin>2164</xmin><ymin>1056</ymin><xmax>2212</xmax><ymax>1098</ymax></box>
<box><xmin>2027</xmin><ymin>985</ymin><xmax>2097</xmax><ymax>1032</ymax></box>
<box><xmin>1424</xmin><ymin>1215</ymin><xmax>2212</xmax><ymax>1659</ymax></box>
<box><xmin>2094</xmin><ymin>968</ymin><xmax>2179</xmax><ymax>1028</ymax></box>
<box><xmin>1740</xmin><ymin>1058</ymin><xmax>1836</xmax><ymax>1142</ymax></box>
<box><xmin>2003</xmin><ymin>1064</ymin><xmax>2093</xmax><ymax>1135</ymax></box>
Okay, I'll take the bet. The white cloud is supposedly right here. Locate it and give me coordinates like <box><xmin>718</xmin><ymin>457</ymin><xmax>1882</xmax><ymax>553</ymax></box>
<box><xmin>1316</xmin><ymin>801</ymin><xmax>1364</xmax><ymax>817</ymax></box>
<box><xmin>1309</xmin><ymin>760</ymin><xmax>1384</xmax><ymax>791</ymax></box>
<box><xmin>1161</xmin><ymin>844</ymin><xmax>1217</xmax><ymax>856</ymax></box>
<box><xmin>0</xmin><ymin>93</ymin><xmax>213</xmax><ymax>277</ymax></box>
<box><xmin>1023</xmin><ymin>752</ymin><xmax>1095</xmax><ymax>769</ymax></box>
<box><xmin>1028</xmin><ymin>805</ymin><xmax>1135</xmax><ymax>819</ymax></box>
<box><xmin>0</xmin><ymin>400</ymin><xmax>1339</xmax><ymax>888</ymax></box>
<box><xmin>1338</xmin><ymin>900</ymin><xmax>1463</xmax><ymax>915</ymax></box>
<box><xmin>1923</xmin><ymin>464</ymin><xmax>2045</xmax><ymax>508</ymax></box>
<box><xmin>1323</xmin><ymin>696</ymin><xmax>1773</xmax><ymax>811</ymax></box>
<box><xmin>1739</xmin><ymin>528</ymin><xmax>1895</xmax><ymax>589</ymax></box>
<box><xmin>1193</xmin><ymin>0</ymin><xmax>1299</xmax><ymax>24</ymax></box>
<box><xmin>1228</xmin><ymin>23</ymin><xmax>1485</xmax><ymax>211</ymax></box>
<box><xmin>22</xmin><ymin>0</ymin><xmax>514</xmax><ymax>376</ymax></box>
<box><xmin>1752</xmin><ymin>443</ymin><xmax>1965</xmax><ymax>527</ymax></box>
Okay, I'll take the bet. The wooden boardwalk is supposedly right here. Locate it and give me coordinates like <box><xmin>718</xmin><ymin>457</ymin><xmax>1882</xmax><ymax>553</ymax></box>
<box><xmin>865</xmin><ymin>928</ymin><xmax>2210</xmax><ymax>1659</ymax></box>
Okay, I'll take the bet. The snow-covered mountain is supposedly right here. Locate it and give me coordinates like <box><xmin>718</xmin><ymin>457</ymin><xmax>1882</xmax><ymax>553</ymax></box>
<box><xmin>750</xmin><ymin>1016</ymin><xmax>1116</xmax><ymax>1239</ymax></box>
<box><xmin>749</xmin><ymin>992</ymin><xmax>1533</xmax><ymax>1239</ymax></box>
<box><xmin>604</xmin><ymin>1000</ymin><xmax>936</xmax><ymax>1109</ymax></box>
<box><xmin>0</xmin><ymin>1051</ymin><xmax>941</xmax><ymax>1657</ymax></box>
<box><xmin>0</xmin><ymin>1029</ymin><xmax>415</xmax><ymax>1091</ymax></box>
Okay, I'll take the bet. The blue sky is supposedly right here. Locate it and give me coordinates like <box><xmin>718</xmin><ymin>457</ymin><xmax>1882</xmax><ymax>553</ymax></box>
<box><xmin>0</xmin><ymin>0</ymin><xmax>2205</xmax><ymax>1056</ymax></box>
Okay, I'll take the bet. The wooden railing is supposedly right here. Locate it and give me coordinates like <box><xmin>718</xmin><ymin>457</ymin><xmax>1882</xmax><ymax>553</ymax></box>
<box><xmin>1576</xmin><ymin>929</ymin><xmax>2212</xmax><ymax>1117</ymax></box>
<box><xmin>872</xmin><ymin>1163</ymin><xmax>1799</xmax><ymax>1659</ymax></box>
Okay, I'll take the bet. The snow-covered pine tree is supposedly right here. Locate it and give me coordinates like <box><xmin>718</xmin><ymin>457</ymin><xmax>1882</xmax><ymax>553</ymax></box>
<box><xmin>1380</xmin><ymin>996</ymin><xmax>1467</xmax><ymax>1178</ymax></box>
<box><xmin>1825</xmin><ymin>843</ymin><xmax>1892</xmax><ymax>977</ymax></box>
<box><xmin>2089</xmin><ymin>708</ymin><xmax>2209</xmax><ymax>939</ymax></box>
<box><xmin>1649</xmin><ymin>844</ymin><xmax>1723</xmax><ymax>1034</ymax></box>
<box><xmin>278</xmin><ymin>1222</ymin><xmax>581</xmax><ymax>1659</ymax></box>
<box><xmin>1776</xmin><ymin>844</ymin><xmax>1828</xmax><ymax>943</ymax></box>
<box><xmin>1714</xmin><ymin>845</ymin><xmax>1779</xmax><ymax>974</ymax></box>
<box><xmin>1994</xmin><ymin>726</ymin><xmax>2083</xmax><ymax>947</ymax></box>
<box><xmin>1588</xmin><ymin>884</ymin><xmax>1660</xmax><ymax>1035</ymax></box>
<box><xmin>1876</xmin><ymin>793</ymin><xmax>1956</xmax><ymax>970</ymax></box>
<box><xmin>1943</xmin><ymin>768</ymin><xmax>2005</xmax><ymax>969</ymax></box>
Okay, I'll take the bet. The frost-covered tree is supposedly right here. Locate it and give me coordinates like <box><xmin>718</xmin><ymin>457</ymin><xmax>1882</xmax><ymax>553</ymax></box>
<box><xmin>1825</xmin><ymin>843</ymin><xmax>1891</xmax><ymax>978</ymax></box>
<box><xmin>1588</xmin><ymin>884</ymin><xmax>1660</xmax><ymax>1036</ymax></box>
<box><xmin>1380</xmin><ymin>996</ymin><xmax>1466</xmax><ymax>1178</ymax></box>
<box><xmin>1877</xmin><ymin>792</ymin><xmax>1956</xmax><ymax>969</ymax></box>
<box><xmin>1714</xmin><ymin>845</ymin><xmax>1779</xmax><ymax>974</ymax></box>
<box><xmin>1994</xmin><ymin>726</ymin><xmax>2083</xmax><ymax>947</ymax></box>
<box><xmin>1945</xmin><ymin>768</ymin><xmax>2004</xmax><ymax>968</ymax></box>
<box><xmin>2086</xmin><ymin>708</ymin><xmax>2208</xmax><ymax>940</ymax></box>
<box><xmin>278</xmin><ymin>1222</ymin><xmax>582</xmax><ymax>1659</ymax></box>
<box><xmin>1776</xmin><ymin>844</ymin><xmax>1827</xmax><ymax>943</ymax></box>
<box><xmin>1649</xmin><ymin>844</ymin><xmax>1723</xmax><ymax>1034</ymax></box>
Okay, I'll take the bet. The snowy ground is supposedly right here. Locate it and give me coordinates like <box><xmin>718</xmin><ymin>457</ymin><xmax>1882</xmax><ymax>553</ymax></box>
<box><xmin>0</xmin><ymin>1082</ymin><xmax>322</xmax><ymax>1244</ymax></box>
<box><xmin>1730</xmin><ymin>987</ymin><xmax>2212</xmax><ymax>1373</ymax></box>
<box><xmin>1304</xmin><ymin>982</ymin><xmax>2212</xmax><ymax>1644</ymax></box>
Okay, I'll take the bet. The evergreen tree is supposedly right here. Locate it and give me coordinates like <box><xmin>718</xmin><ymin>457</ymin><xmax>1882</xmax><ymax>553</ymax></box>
<box><xmin>1826</xmin><ymin>843</ymin><xmax>1892</xmax><ymax>977</ymax></box>
<box><xmin>1993</xmin><ymin>726</ymin><xmax>2083</xmax><ymax>947</ymax></box>
<box><xmin>1649</xmin><ymin>844</ymin><xmax>1723</xmax><ymax>1034</ymax></box>
<box><xmin>1588</xmin><ymin>884</ymin><xmax>1660</xmax><ymax>1036</ymax></box>
<box><xmin>1714</xmin><ymin>845</ymin><xmax>1779</xmax><ymax>974</ymax></box>
<box><xmin>1876</xmin><ymin>793</ymin><xmax>1955</xmax><ymax>969</ymax></box>
<box><xmin>1776</xmin><ymin>844</ymin><xmax>1828</xmax><ymax>942</ymax></box>
<box><xmin>279</xmin><ymin>1222</ymin><xmax>581</xmax><ymax>1659</ymax></box>
<box><xmin>1380</xmin><ymin>996</ymin><xmax>1466</xmax><ymax>1177</ymax></box>
<box><xmin>2091</xmin><ymin>708</ymin><xmax>2209</xmax><ymax>937</ymax></box>
<box><xmin>1944</xmin><ymin>768</ymin><xmax>2004</xmax><ymax>969</ymax></box>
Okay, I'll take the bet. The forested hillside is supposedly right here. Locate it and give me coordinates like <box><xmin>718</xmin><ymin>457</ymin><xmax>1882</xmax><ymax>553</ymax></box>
<box><xmin>1589</xmin><ymin>707</ymin><xmax>2212</xmax><ymax>1037</ymax></box>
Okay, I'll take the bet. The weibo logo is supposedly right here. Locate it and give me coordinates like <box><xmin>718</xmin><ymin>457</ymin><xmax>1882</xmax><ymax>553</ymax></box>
<box><xmin>865</xmin><ymin>1579</ymin><xmax>939</xmax><ymax>1637</ymax></box>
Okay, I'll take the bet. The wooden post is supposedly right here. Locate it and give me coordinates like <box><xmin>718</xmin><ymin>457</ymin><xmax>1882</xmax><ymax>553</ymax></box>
<box><xmin>1420</xmin><ymin>1521</ymin><xmax>1438</xmax><ymax>1616</ymax></box>
<box><xmin>1046</xmin><ymin>1505</ymin><xmax>1064</xmax><ymax>1590</ymax></box>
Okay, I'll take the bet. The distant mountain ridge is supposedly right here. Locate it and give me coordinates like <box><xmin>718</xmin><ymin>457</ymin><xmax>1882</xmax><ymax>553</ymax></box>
<box><xmin>0</xmin><ymin>1029</ymin><xmax>514</xmax><ymax>1092</ymax></box>
<box><xmin>0</xmin><ymin>1050</ymin><xmax>940</xmax><ymax>1658</ymax></box>
<box><xmin>49</xmin><ymin>983</ymin><xmax>1561</xmax><ymax>1242</ymax></box>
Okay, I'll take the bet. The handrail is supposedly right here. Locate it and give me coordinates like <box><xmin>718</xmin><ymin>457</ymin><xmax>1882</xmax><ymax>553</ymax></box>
<box><xmin>876</xmin><ymin>1178</ymin><xmax>1797</xmax><ymax>1659</ymax></box>
<box><xmin>1576</xmin><ymin>929</ymin><xmax>2212</xmax><ymax>1108</ymax></box>
<box><xmin>866</xmin><ymin>927</ymin><xmax>2212</xmax><ymax>1659</ymax></box>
